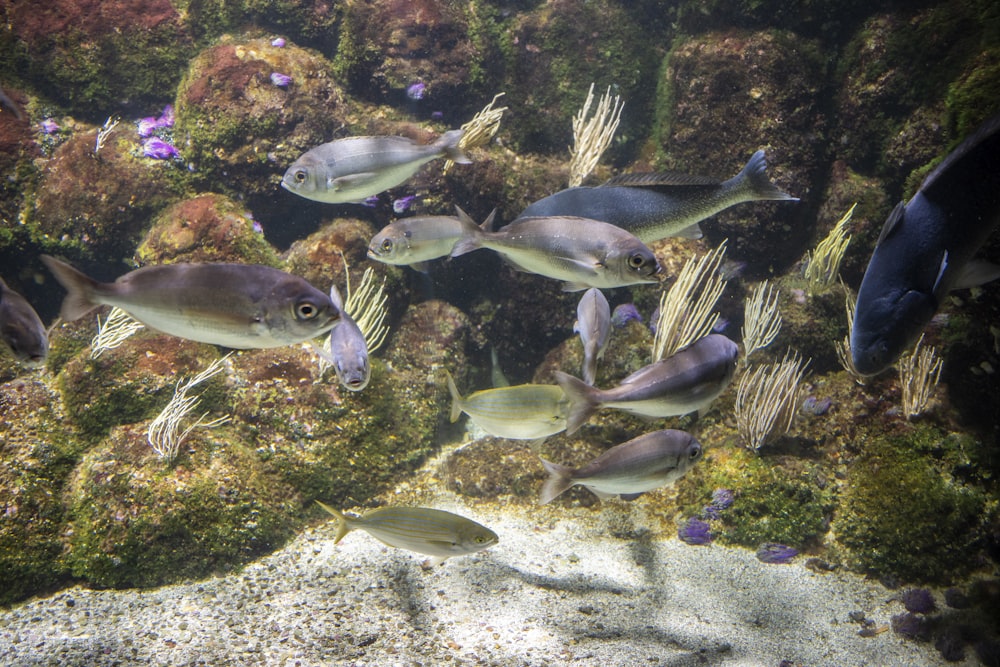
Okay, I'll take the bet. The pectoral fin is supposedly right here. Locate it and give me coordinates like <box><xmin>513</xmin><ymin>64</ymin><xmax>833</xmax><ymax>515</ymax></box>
<box><xmin>329</xmin><ymin>172</ymin><xmax>378</xmax><ymax>191</ymax></box>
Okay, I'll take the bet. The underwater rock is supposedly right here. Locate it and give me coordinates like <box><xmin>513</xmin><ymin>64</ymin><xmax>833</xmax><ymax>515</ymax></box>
<box><xmin>0</xmin><ymin>377</ymin><xmax>81</xmax><ymax>605</ymax></box>
<box><xmin>0</xmin><ymin>89</ymin><xmax>41</xmax><ymax>226</ymax></box>
<box><xmin>30</xmin><ymin>124</ymin><xmax>183</xmax><ymax>263</ymax></box>
<box><xmin>442</xmin><ymin>437</ymin><xmax>544</xmax><ymax>500</ymax></box>
<box><xmin>901</xmin><ymin>588</ymin><xmax>938</xmax><ymax>614</ymax></box>
<box><xmin>136</xmin><ymin>193</ymin><xmax>282</xmax><ymax>266</ymax></box>
<box><xmin>282</xmin><ymin>216</ymin><xmax>381</xmax><ymax>297</ymax></box>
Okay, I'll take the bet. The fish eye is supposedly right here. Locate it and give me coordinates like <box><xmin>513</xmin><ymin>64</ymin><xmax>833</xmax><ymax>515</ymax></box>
<box><xmin>381</xmin><ymin>239</ymin><xmax>393</xmax><ymax>252</ymax></box>
<box><xmin>294</xmin><ymin>170</ymin><xmax>307</xmax><ymax>183</ymax></box>
<box><xmin>295</xmin><ymin>301</ymin><xmax>319</xmax><ymax>320</ymax></box>
<box><xmin>628</xmin><ymin>253</ymin><xmax>647</xmax><ymax>268</ymax></box>
<box><xmin>690</xmin><ymin>444</ymin><xmax>702</xmax><ymax>460</ymax></box>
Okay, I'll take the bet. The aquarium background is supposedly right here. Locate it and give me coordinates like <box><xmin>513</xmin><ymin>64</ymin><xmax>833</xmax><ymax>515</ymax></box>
<box><xmin>1</xmin><ymin>0</ymin><xmax>999</xmax><ymax>659</ymax></box>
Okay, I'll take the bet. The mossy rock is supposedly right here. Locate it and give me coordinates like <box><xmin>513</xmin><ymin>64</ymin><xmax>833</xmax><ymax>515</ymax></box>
<box><xmin>834</xmin><ymin>422</ymin><xmax>987</xmax><ymax>583</ymax></box>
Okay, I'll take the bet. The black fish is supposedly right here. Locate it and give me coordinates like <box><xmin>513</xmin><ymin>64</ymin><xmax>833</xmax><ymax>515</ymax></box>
<box><xmin>851</xmin><ymin>114</ymin><xmax>1000</xmax><ymax>375</ymax></box>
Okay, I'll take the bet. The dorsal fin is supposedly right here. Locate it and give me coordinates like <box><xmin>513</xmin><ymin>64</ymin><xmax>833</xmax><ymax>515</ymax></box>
<box><xmin>875</xmin><ymin>201</ymin><xmax>906</xmax><ymax>247</ymax></box>
<box><xmin>602</xmin><ymin>172</ymin><xmax>720</xmax><ymax>188</ymax></box>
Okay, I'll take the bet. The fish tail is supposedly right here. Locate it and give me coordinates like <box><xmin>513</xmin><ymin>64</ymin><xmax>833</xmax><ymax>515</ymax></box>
<box><xmin>539</xmin><ymin>458</ymin><xmax>575</xmax><ymax>504</ymax></box>
<box><xmin>448</xmin><ymin>207</ymin><xmax>486</xmax><ymax>258</ymax></box>
<box><xmin>553</xmin><ymin>370</ymin><xmax>597</xmax><ymax>435</ymax></box>
<box><xmin>444</xmin><ymin>369</ymin><xmax>464</xmax><ymax>423</ymax></box>
<box><xmin>316</xmin><ymin>500</ymin><xmax>352</xmax><ymax>544</ymax></box>
<box><xmin>40</xmin><ymin>255</ymin><xmax>101</xmax><ymax>321</ymax></box>
<box><xmin>737</xmin><ymin>150</ymin><xmax>798</xmax><ymax>202</ymax></box>
<box><xmin>437</xmin><ymin>129</ymin><xmax>471</xmax><ymax>164</ymax></box>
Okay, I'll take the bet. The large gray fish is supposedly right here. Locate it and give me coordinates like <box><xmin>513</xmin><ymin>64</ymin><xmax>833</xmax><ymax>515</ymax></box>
<box><xmin>445</xmin><ymin>369</ymin><xmax>568</xmax><ymax>446</ymax></box>
<box><xmin>539</xmin><ymin>429</ymin><xmax>702</xmax><ymax>504</ymax></box>
<box><xmin>516</xmin><ymin>150</ymin><xmax>797</xmax><ymax>243</ymax></box>
<box><xmin>324</xmin><ymin>283</ymin><xmax>370</xmax><ymax>391</ymax></box>
<box><xmin>450</xmin><ymin>214</ymin><xmax>661</xmax><ymax>291</ymax></box>
<box><xmin>41</xmin><ymin>255</ymin><xmax>340</xmax><ymax>349</ymax></box>
<box><xmin>316</xmin><ymin>501</ymin><xmax>498</xmax><ymax>566</ymax></box>
<box><xmin>554</xmin><ymin>333</ymin><xmax>739</xmax><ymax>434</ymax></box>
<box><xmin>282</xmin><ymin>130</ymin><xmax>470</xmax><ymax>204</ymax></box>
<box><xmin>851</xmin><ymin>114</ymin><xmax>1000</xmax><ymax>375</ymax></box>
<box><xmin>0</xmin><ymin>277</ymin><xmax>48</xmax><ymax>368</ymax></box>
<box><xmin>575</xmin><ymin>287</ymin><xmax>611</xmax><ymax>385</ymax></box>
<box><xmin>368</xmin><ymin>207</ymin><xmax>495</xmax><ymax>271</ymax></box>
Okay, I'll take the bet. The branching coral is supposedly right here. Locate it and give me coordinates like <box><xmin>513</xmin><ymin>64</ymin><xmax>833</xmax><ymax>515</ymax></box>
<box><xmin>735</xmin><ymin>350</ymin><xmax>809</xmax><ymax>452</ymax></box>
<box><xmin>568</xmin><ymin>83</ymin><xmax>623</xmax><ymax>187</ymax></box>
<box><xmin>147</xmin><ymin>355</ymin><xmax>231</xmax><ymax>463</ymax></box>
<box><xmin>91</xmin><ymin>307</ymin><xmax>144</xmax><ymax>359</ymax></box>
<box><xmin>652</xmin><ymin>240</ymin><xmax>728</xmax><ymax>361</ymax></box>
<box><xmin>343</xmin><ymin>266</ymin><xmax>390</xmax><ymax>354</ymax></box>
<box><xmin>899</xmin><ymin>335</ymin><xmax>943</xmax><ymax>420</ymax></box>
<box><xmin>804</xmin><ymin>203</ymin><xmax>854</xmax><ymax>294</ymax></box>
<box><xmin>741</xmin><ymin>279</ymin><xmax>781</xmax><ymax>363</ymax></box>
<box><xmin>834</xmin><ymin>286</ymin><xmax>867</xmax><ymax>382</ymax></box>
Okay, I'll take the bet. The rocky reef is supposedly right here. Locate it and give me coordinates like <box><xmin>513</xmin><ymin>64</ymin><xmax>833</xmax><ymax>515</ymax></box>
<box><xmin>0</xmin><ymin>3</ymin><xmax>998</xmax><ymax>643</ymax></box>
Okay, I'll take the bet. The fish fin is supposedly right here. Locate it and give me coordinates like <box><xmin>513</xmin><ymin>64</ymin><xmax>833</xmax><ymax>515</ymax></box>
<box><xmin>422</xmin><ymin>556</ymin><xmax>448</xmax><ymax>569</ymax></box>
<box><xmin>527</xmin><ymin>437</ymin><xmax>546</xmax><ymax>452</ymax></box>
<box><xmin>448</xmin><ymin>211</ymin><xmax>485</xmax><ymax>257</ymax></box>
<box><xmin>552</xmin><ymin>370</ymin><xmax>598</xmax><ymax>434</ymax></box>
<box><xmin>410</xmin><ymin>261</ymin><xmax>432</xmax><ymax>273</ymax></box>
<box><xmin>561</xmin><ymin>281</ymin><xmax>591</xmax><ymax>292</ymax></box>
<box><xmin>436</xmin><ymin>129</ymin><xmax>471</xmax><ymax>164</ymax></box>
<box><xmin>589</xmin><ymin>488</ymin><xmax>617</xmax><ymax>501</ymax></box>
<box><xmin>619</xmin><ymin>492</ymin><xmax>644</xmax><ymax>501</ymax></box>
<box><xmin>674</xmin><ymin>223</ymin><xmax>703</xmax><ymax>239</ymax></box>
<box><xmin>308</xmin><ymin>338</ymin><xmax>337</xmax><ymax>366</ymax></box>
<box><xmin>875</xmin><ymin>201</ymin><xmax>906</xmax><ymax>246</ymax></box>
<box><xmin>40</xmin><ymin>254</ymin><xmax>101</xmax><ymax>321</ymax></box>
<box><xmin>329</xmin><ymin>283</ymin><xmax>345</xmax><ymax>310</ymax></box>
<box><xmin>330</xmin><ymin>172</ymin><xmax>378</xmax><ymax>191</ymax></box>
<box><xmin>315</xmin><ymin>500</ymin><xmax>351</xmax><ymax>544</ymax></box>
<box><xmin>444</xmin><ymin>369</ymin><xmax>464</xmax><ymax>422</ymax></box>
<box><xmin>737</xmin><ymin>149</ymin><xmax>799</xmax><ymax>201</ymax></box>
<box><xmin>480</xmin><ymin>208</ymin><xmax>498</xmax><ymax>232</ymax></box>
<box><xmin>539</xmin><ymin>458</ymin><xmax>575</xmax><ymax>504</ymax></box>
<box><xmin>932</xmin><ymin>251</ymin><xmax>949</xmax><ymax>295</ymax></box>
<box><xmin>952</xmin><ymin>259</ymin><xmax>1000</xmax><ymax>290</ymax></box>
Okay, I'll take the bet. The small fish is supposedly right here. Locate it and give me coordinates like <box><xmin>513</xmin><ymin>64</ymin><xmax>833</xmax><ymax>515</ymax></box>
<box><xmin>444</xmin><ymin>369</ymin><xmax>568</xmax><ymax>446</ymax></box>
<box><xmin>574</xmin><ymin>287</ymin><xmax>611</xmax><ymax>385</ymax></box>
<box><xmin>851</xmin><ymin>113</ymin><xmax>1000</xmax><ymax>375</ymax></box>
<box><xmin>0</xmin><ymin>277</ymin><xmax>48</xmax><ymax>368</ymax></box>
<box><xmin>0</xmin><ymin>86</ymin><xmax>24</xmax><ymax>121</ymax></box>
<box><xmin>367</xmin><ymin>207</ymin><xmax>495</xmax><ymax>271</ymax></box>
<box><xmin>516</xmin><ymin>150</ymin><xmax>797</xmax><ymax>243</ymax></box>
<box><xmin>450</xmin><ymin>215</ymin><xmax>661</xmax><ymax>291</ymax></box>
<box><xmin>41</xmin><ymin>255</ymin><xmax>340</xmax><ymax>349</ymax></box>
<box><xmin>554</xmin><ymin>333</ymin><xmax>739</xmax><ymax>434</ymax></box>
<box><xmin>324</xmin><ymin>283</ymin><xmax>370</xmax><ymax>391</ymax></box>
<box><xmin>316</xmin><ymin>501</ymin><xmax>498</xmax><ymax>566</ymax></box>
<box><xmin>282</xmin><ymin>130</ymin><xmax>470</xmax><ymax>204</ymax></box>
<box><xmin>539</xmin><ymin>429</ymin><xmax>702</xmax><ymax>504</ymax></box>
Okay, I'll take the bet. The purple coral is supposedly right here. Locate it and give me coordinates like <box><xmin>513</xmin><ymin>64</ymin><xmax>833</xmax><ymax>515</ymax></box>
<box><xmin>703</xmin><ymin>488</ymin><xmax>735</xmax><ymax>520</ymax></box>
<box><xmin>406</xmin><ymin>81</ymin><xmax>426</xmax><ymax>100</ymax></box>
<box><xmin>40</xmin><ymin>119</ymin><xmax>60</xmax><ymax>134</ymax></box>
<box><xmin>270</xmin><ymin>72</ymin><xmax>292</xmax><ymax>87</ymax></box>
<box><xmin>136</xmin><ymin>105</ymin><xmax>174</xmax><ymax>137</ymax></box>
<box><xmin>900</xmin><ymin>588</ymin><xmax>937</xmax><ymax>614</ymax></box>
<box><xmin>611</xmin><ymin>303</ymin><xmax>642</xmax><ymax>328</ymax></box>
<box><xmin>392</xmin><ymin>195</ymin><xmax>416</xmax><ymax>214</ymax></box>
<box><xmin>271</xmin><ymin>37</ymin><xmax>286</xmax><ymax>47</ymax></box>
<box><xmin>756</xmin><ymin>543</ymin><xmax>798</xmax><ymax>564</ymax></box>
<box><xmin>678</xmin><ymin>518</ymin><xmax>712</xmax><ymax>545</ymax></box>
<box><xmin>142</xmin><ymin>137</ymin><xmax>180</xmax><ymax>160</ymax></box>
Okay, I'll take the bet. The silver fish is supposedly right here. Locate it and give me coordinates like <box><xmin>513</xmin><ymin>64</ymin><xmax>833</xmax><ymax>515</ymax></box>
<box><xmin>316</xmin><ymin>501</ymin><xmax>498</xmax><ymax>565</ymax></box>
<box><xmin>516</xmin><ymin>150</ymin><xmax>798</xmax><ymax>243</ymax></box>
<box><xmin>41</xmin><ymin>255</ymin><xmax>340</xmax><ymax>349</ymax></box>
<box><xmin>575</xmin><ymin>287</ymin><xmax>611</xmax><ymax>385</ymax></box>
<box><xmin>851</xmin><ymin>113</ymin><xmax>1000</xmax><ymax>375</ymax></box>
<box><xmin>324</xmin><ymin>283</ymin><xmax>370</xmax><ymax>391</ymax></box>
<box><xmin>282</xmin><ymin>130</ymin><xmax>470</xmax><ymax>204</ymax></box>
<box><xmin>0</xmin><ymin>277</ymin><xmax>48</xmax><ymax>368</ymax></box>
<box><xmin>368</xmin><ymin>207</ymin><xmax>494</xmax><ymax>271</ymax></box>
<box><xmin>554</xmin><ymin>333</ymin><xmax>739</xmax><ymax>434</ymax></box>
<box><xmin>539</xmin><ymin>429</ymin><xmax>703</xmax><ymax>504</ymax></box>
<box><xmin>450</xmin><ymin>215</ymin><xmax>661</xmax><ymax>291</ymax></box>
<box><xmin>445</xmin><ymin>369</ymin><xmax>568</xmax><ymax>445</ymax></box>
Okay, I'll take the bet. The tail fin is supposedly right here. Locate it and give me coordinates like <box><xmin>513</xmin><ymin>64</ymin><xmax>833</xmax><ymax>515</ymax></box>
<box><xmin>444</xmin><ymin>369</ymin><xmax>464</xmax><ymax>423</ymax></box>
<box><xmin>449</xmin><ymin>207</ymin><xmax>486</xmax><ymax>258</ymax></box>
<box><xmin>315</xmin><ymin>500</ymin><xmax>352</xmax><ymax>544</ymax></box>
<box><xmin>738</xmin><ymin>150</ymin><xmax>798</xmax><ymax>202</ymax></box>
<box><xmin>539</xmin><ymin>458</ymin><xmax>576</xmax><ymax>504</ymax></box>
<box><xmin>552</xmin><ymin>370</ymin><xmax>598</xmax><ymax>435</ymax></box>
<box><xmin>436</xmin><ymin>129</ymin><xmax>471</xmax><ymax>165</ymax></box>
<box><xmin>40</xmin><ymin>254</ymin><xmax>101</xmax><ymax>321</ymax></box>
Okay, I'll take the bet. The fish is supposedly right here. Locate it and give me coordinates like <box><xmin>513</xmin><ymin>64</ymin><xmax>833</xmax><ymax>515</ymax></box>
<box><xmin>574</xmin><ymin>287</ymin><xmax>611</xmax><ymax>385</ymax></box>
<box><xmin>0</xmin><ymin>277</ymin><xmax>48</xmax><ymax>368</ymax></box>
<box><xmin>0</xmin><ymin>86</ymin><xmax>24</xmax><ymax>121</ymax></box>
<box><xmin>515</xmin><ymin>150</ymin><xmax>798</xmax><ymax>243</ymax></box>
<box><xmin>539</xmin><ymin>429</ymin><xmax>703</xmax><ymax>504</ymax></box>
<box><xmin>324</xmin><ymin>283</ymin><xmax>370</xmax><ymax>391</ymax></box>
<box><xmin>316</xmin><ymin>501</ymin><xmax>498</xmax><ymax>566</ymax></box>
<box><xmin>444</xmin><ymin>369</ymin><xmax>568</xmax><ymax>447</ymax></box>
<box><xmin>281</xmin><ymin>129</ymin><xmax>470</xmax><ymax>204</ymax></box>
<box><xmin>851</xmin><ymin>114</ymin><xmax>1000</xmax><ymax>375</ymax></box>
<box><xmin>450</xmin><ymin>214</ymin><xmax>661</xmax><ymax>291</ymax></box>
<box><xmin>40</xmin><ymin>255</ymin><xmax>340</xmax><ymax>349</ymax></box>
<box><xmin>553</xmin><ymin>333</ymin><xmax>739</xmax><ymax>434</ymax></box>
<box><xmin>367</xmin><ymin>207</ymin><xmax>495</xmax><ymax>271</ymax></box>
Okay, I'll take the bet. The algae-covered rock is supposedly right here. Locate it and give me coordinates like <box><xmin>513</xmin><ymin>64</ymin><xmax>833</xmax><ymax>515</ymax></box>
<box><xmin>0</xmin><ymin>378</ymin><xmax>81</xmax><ymax>605</ymax></box>
<box><xmin>281</xmin><ymin>217</ymin><xmax>379</xmax><ymax>295</ymax></box>
<box><xmin>136</xmin><ymin>193</ymin><xmax>281</xmax><ymax>266</ymax></box>
<box><xmin>175</xmin><ymin>0</ymin><xmax>340</xmax><ymax>51</ymax></box>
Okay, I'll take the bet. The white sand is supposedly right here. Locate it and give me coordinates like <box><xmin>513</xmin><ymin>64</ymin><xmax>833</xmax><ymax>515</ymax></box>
<box><xmin>0</xmin><ymin>490</ymin><xmax>974</xmax><ymax>666</ymax></box>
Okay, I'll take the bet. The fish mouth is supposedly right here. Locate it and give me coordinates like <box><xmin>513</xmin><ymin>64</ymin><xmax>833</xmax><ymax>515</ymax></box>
<box><xmin>366</xmin><ymin>249</ymin><xmax>380</xmax><ymax>260</ymax></box>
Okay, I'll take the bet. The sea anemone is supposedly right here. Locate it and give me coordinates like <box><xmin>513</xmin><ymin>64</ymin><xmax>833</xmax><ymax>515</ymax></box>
<box><xmin>756</xmin><ymin>543</ymin><xmax>798</xmax><ymax>564</ymax></box>
<box><xmin>891</xmin><ymin>612</ymin><xmax>931</xmax><ymax>641</ymax></box>
<box><xmin>611</xmin><ymin>303</ymin><xmax>642</xmax><ymax>328</ymax></box>
<box><xmin>901</xmin><ymin>588</ymin><xmax>937</xmax><ymax>614</ymax></box>
<box><xmin>271</xmin><ymin>37</ymin><xmax>286</xmax><ymax>47</ymax></box>
<box><xmin>678</xmin><ymin>518</ymin><xmax>712</xmax><ymax>545</ymax></box>
<box><xmin>407</xmin><ymin>81</ymin><xmax>426</xmax><ymax>100</ymax></box>
<box><xmin>142</xmin><ymin>137</ymin><xmax>180</xmax><ymax>160</ymax></box>
<box><xmin>270</xmin><ymin>72</ymin><xmax>292</xmax><ymax>88</ymax></box>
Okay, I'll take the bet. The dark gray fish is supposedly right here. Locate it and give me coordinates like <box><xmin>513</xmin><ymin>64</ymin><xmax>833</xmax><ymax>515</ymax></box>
<box><xmin>539</xmin><ymin>429</ymin><xmax>702</xmax><ymax>504</ymax></box>
<box><xmin>41</xmin><ymin>255</ymin><xmax>340</xmax><ymax>349</ymax></box>
<box><xmin>282</xmin><ymin>130</ymin><xmax>470</xmax><ymax>204</ymax></box>
<box><xmin>554</xmin><ymin>333</ymin><xmax>739</xmax><ymax>434</ymax></box>
<box><xmin>450</xmin><ymin>214</ymin><xmax>661</xmax><ymax>291</ymax></box>
<box><xmin>0</xmin><ymin>277</ymin><xmax>48</xmax><ymax>368</ymax></box>
<box><xmin>325</xmin><ymin>283</ymin><xmax>370</xmax><ymax>391</ymax></box>
<box><xmin>851</xmin><ymin>114</ymin><xmax>1000</xmax><ymax>375</ymax></box>
<box><xmin>574</xmin><ymin>287</ymin><xmax>611</xmax><ymax>385</ymax></box>
<box><xmin>516</xmin><ymin>150</ymin><xmax>797</xmax><ymax>243</ymax></box>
